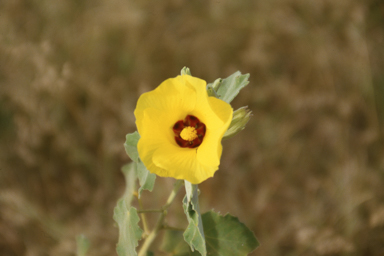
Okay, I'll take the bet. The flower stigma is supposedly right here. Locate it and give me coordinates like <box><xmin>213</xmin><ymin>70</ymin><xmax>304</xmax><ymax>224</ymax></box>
<box><xmin>180</xmin><ymin>126</ymin><xmax>198</xmax><ymax>141</ymax></box>
<box><xmin>173</xmin><ymin>115</ymin><xmax>206</xmax><ymax>148</ymax></box>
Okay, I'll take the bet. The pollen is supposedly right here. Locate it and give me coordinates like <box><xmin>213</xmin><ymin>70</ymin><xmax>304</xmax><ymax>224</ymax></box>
<box><xmin>180</xmin><ymin>126</ymin><xmax>198</xmax><ymax>141</ymax></box>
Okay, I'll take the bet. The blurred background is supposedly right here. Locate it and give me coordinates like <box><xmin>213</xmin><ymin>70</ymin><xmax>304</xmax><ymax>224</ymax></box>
<box><xmin>1</xmin><ymin>0</ymin><xmax>384</xmax><ymax>255</ymax></box>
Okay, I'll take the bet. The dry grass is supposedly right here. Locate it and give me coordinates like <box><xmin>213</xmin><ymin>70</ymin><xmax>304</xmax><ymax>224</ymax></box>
<box><xmin>1</xmin><ymin>0</ymin><xmax>384</xmax><ymax>255</ymax></box>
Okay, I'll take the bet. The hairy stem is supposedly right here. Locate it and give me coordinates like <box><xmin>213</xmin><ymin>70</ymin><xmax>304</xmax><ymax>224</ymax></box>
<box><xmin>138</xmin><ymin>180</ymin><xmax>184</xmax><ymax>256</ymax></box>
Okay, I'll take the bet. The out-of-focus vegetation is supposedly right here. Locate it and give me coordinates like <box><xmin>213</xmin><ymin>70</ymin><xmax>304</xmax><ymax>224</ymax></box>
<box><xmin>1</xmin><ymin>0</ymin><xmax>384</xmax><ymax>255</ymax></box>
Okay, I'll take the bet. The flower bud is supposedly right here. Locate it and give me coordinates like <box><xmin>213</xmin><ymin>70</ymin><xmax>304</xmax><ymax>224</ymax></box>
<box><xmin>206</xmin><ymin>78</ymin><xmax>222</xmax><ymax>98</ymax></box>
<box><xmin>180</xmin><ymin>66</ymin><xmax>191</xmax><ymax>76</ymax></box>
<box><xmin>223</xmin><ymin>106</ymin><xmax>251</xmax><ymax>139</ymax></box>
<box><xmin>211</xmin><ymin>78</ymin><xmax>222</xmax><ymax>91</ymax></box>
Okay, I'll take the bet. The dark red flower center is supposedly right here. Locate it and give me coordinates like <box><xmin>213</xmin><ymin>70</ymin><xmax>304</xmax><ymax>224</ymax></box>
<box><xmin>173</xmin><ymin>115</ymin><xmax>206</xmax><ymax>148</ymax></box>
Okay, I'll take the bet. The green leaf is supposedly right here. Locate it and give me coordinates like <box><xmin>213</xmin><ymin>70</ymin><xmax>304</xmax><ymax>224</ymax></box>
<box><xmin>162</xmin><ymin>211</ymin><xmax>260</xmax><ymax>256</ymax></box>
<box><xmin>113</xmin><ymin>163</ymin><xmax>143</xmax><ymax>256</ymax></box>
<box><xmin>124</xmin><ymin>131</ymin><xmax>140</xmax><ymax>163</ymax></box>
<box><xmin>211</xmin><ymin>72</ymin><xmax>250</xmax><ymax>103</ymax></box>
<box><xmin>136</xmin><ymin>160</ymin><xmax>156</xmax><ymax>197</ymax></box>
<box><xmin>183</xmin><ymin>182</ymin><xmax>206</xmax><ymax>256</ymax></box>
<box><xmin>76</xmin><ymin>234</ymin><xmax>90</xmax><ymax>256</ymax></box>
<box><xmin>114</xmin><ymin>205</ymin><xmax>143</xmax><ymax>256</ymax></box>
<box><xmin>161</xmin><ymin>230</ymin><xmax>201</xmax><ymax>256</ymax></box>
<box><xmin>202</xmin><ymin>211</ymin><xmax>260</xmax><ymax>256</ymax></box>
<box><xmin>121</xmin><ymin>163</ymin><xmax>137</xmax><ymax>206</ymax></box>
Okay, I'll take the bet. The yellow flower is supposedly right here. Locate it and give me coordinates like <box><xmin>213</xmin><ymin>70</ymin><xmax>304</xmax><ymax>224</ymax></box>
<box><xmin>134</xmin><ymin>75</ymin><xmax>233</xmax><ymax>184</ymax></box>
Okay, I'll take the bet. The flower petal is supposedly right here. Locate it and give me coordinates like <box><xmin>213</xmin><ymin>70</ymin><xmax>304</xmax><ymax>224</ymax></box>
<box><xmin>140</xmin><ymin>108</ymin><xmax>176</xmax><ymax>142</ymax></box>
<box><xmin>206</xmin><ymin>96</ymin><xmax>234</xmax><ymax>127</ymax></box>
<box><xmin>196</xmin><ymin>129</ymin><xmax>223</xmax><ymax>167</ymax></box>
<box><xmin>152</xmin><ymin>144</ymin><xmax>217</xmax><ymax>184</ymax></box>
<box><xmin>137</xmin><ymin>136</ymin><xmax>168</xmax><ymax>178</ymax></box>
<box><xmin>185</xmin><ymin>77</ymin><xmax>232</xmax><ymax>131</ymax></box>
<box><xmin>134</xmin><ymin>76</ymin><xmax>197</xmax><ymax>135</ymax></box>
<box><xmin>196</xmin><ymin>96</ymin><xmax>233</xmax><ymax>166</ymax></box>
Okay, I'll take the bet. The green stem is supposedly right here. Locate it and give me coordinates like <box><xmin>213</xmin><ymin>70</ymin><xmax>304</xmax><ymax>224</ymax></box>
<box><xmin>137</xmin><ymin>195</ymin><xmax>150</xmax><ymax>236</ymax></box>
<box><xmin>137</xmin><ymin>209</ymin><xmax>163</xmax><ymax>213</ymax></box>
<box><xmin>138</xmin><ymin>180</ymin><xmax>184</xmax><ymax>256</ymax></box>
<box><xmin>161</xmin><ymin>224</ymin><xmax>185</xmax><ymax>231</ymax></box>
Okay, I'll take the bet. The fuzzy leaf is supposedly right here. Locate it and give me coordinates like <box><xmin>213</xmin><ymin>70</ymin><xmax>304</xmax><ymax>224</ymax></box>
<box><xmin>113</xmin><ymin>163</ymin><xmax>143</xmax><ymax>256</ymax></box>
<box><xmin>183</xmin><ymin>182</ymin><xmax>206</xmax><ymax>256</ymax></box>
<box><xmin>114</xmin><ymin>205</ymin><xmax>143</xmax><ymax>256</ymax></box>
<box><xmin>124</xmin><ymin>131</ymin><xmax>140</xmax><ymax>163</ymax></box>
<box><xmin>136</xmin><ymin>160</ymin><xmax>156</xmax><ymax>197</ymax></box>
<box><xmin>214</xmin><ymin>72</ymin><xmax>250</xmax><ymax>103</ymax></box>
<box><xmin>162</xmin><ymin>211</ymin><xmax>259</xmax><ymax>256</ymax></box>
<box><xmin>161</xmin><ymin>230</ymin><xmax>201</xmax><ymax>256</ymax></box>
<box><xmin>121</xmin><ymin>163</ymin><xmax>137</xmax><ymax>206</ymax></box>
<box><xmin>202</xmin><ymin>211</ymin><xmax>259</xmax><ymax>256</ymax></box>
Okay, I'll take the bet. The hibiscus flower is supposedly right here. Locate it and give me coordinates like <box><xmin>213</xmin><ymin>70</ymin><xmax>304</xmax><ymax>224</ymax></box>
<box><xmin>134</xmin><ymin>75</ymin><xmax>233</xmax><ymax>184</ymax></box>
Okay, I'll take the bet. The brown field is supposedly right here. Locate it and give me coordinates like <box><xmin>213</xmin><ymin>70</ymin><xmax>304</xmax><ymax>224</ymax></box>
<box><xmin>1</xmin><ymin>0</ymin><xmax>384</xmax><ymax>255</ymax></box>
